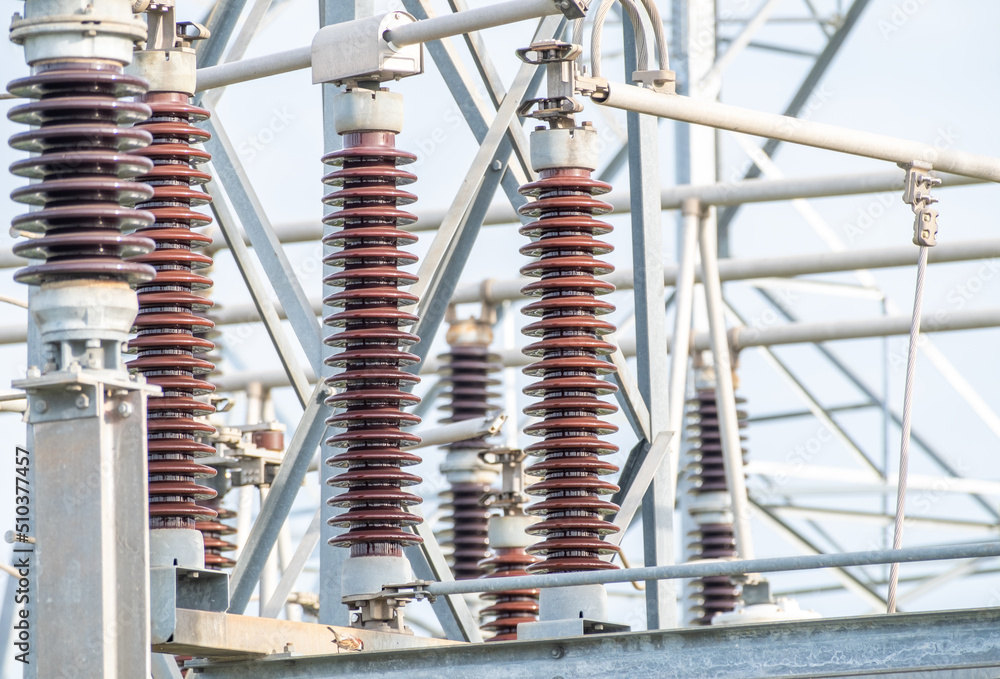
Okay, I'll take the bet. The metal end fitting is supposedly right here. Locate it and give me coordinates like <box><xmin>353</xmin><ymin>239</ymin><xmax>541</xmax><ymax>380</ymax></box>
<box><xmin>312</xmin><ymin>12</ymin><xmax>423</xmax><ymax>86</ymax></box>
<box><xmin>128</xmin><ymin>3</ymin><xmax>209</xmax><ymax>95</ymax></box>
<box><xmin>900</xmin><ymin>161</ymin><xmax>942</xmax><ymax>247</ymax></box>
<box><xmin>11</xmin><ymin>0</ymin><xmax>148</xmax><ymax>65</ymax></box>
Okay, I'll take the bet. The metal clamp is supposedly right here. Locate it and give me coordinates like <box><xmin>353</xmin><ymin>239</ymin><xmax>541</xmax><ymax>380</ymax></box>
<box><xmin>900</xmin><ymin>161</ymin><xmax>942</xmax><ymax>247</ymax></box>
<box><xmin>478</xmin><ymin>447</ymin><xmax>530</xmax><ymax>513</ymax></box>
<box><xmin>552</xmin><ymin>0</ymin><xmax>591</xmax><ymax>20</ymax></box>
<box><xmin>342</xmin><ymin>581</ymin><xmax>434</xmax><ymax>634</ymax></box>
<box><xmin>632</xmin><ymin>68</ymin><xmax>676</xmax><ymax>94</ymax></box>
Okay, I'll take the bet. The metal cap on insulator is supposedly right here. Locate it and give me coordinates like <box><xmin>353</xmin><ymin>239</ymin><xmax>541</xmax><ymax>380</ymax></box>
<box><xmin>11</xmin><ymin>0</ymin><xmax>148</xmax><ymax>65</ymax></box>
<box><xmin>488</xmin><ymin>514</ymin><xmax>536</xmax><ymax>550</ymax></box>
<box><xmin>332</xmin><ymin>88</ymin><xmax>405</xmax><ymax>134</ymax></box>
<box><xmin>529</xmin><ymin>124</ymin><xmax>600</xmax><ymax>172</ymax></box>
<box><xmin>445</xmin><ymin>317</ymin><xmax>494</xmax><ymax>346</ymax></box>
<box><xmin>127</xmin><ymin>1</ymin><xmax>209</xmax><ymax>95</ymax></box>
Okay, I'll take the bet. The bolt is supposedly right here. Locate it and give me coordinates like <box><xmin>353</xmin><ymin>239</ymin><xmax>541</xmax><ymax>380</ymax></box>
<box><xmin>26</xmin><ymin>366</ymin><xmax>40</xmax><ymax>379</ymax></box>
<box><xmin>283</xmin><ymin>643</ymin><xmax>295</xmax><ymax>653</ymax></box>
<box><xmin>492</xmin><ymin>160</ymin><xmax>503</xmax><ymax>171</ymax></box>
<box><xmin>550</xmin><ymin>647</ymin><xmax>564</xmax><ymax>659</ymax></box>
<box><xmin>75</xmin><ymin>393</ymin><xmax>90</xmax><ymax>410</ymax></box>
<box><xmin>117</xmin><ymin>401</ymin><xmax>133</xmax><ymax>418</ymax></box>
<box><xmin>33</xmin><ymin>399</ymin><xmax>47</xmax><ymax>414</ymax></box>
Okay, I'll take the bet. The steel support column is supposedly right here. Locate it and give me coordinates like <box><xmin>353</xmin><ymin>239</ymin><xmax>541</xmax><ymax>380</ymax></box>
<box><xmin>623</xmin><ymin>11</ymin><xmax>676</xmax><ymax>629</ymax></box>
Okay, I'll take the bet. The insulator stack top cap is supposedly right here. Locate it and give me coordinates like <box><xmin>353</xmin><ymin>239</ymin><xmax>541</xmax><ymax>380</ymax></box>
<box><xmin>11</xmin><ymin>0</ymin><xmax>148</xmax><ymax>66</ymax></box>
<box><xmin>529</xmin><ymin>125</ymin><xmax>600</xmax><ymax>172</ymax></box>
<box><xmin>333</xmin><ymin>87</ymin><xmax>405</xmax><ymax>135</ymax></box>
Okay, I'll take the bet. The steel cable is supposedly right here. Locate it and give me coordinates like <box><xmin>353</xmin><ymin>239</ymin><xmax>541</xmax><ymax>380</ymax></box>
<box><xmin>886</xmin><ymin>244</ymin><xmax>929</xmax><ymax>613</ymax></box>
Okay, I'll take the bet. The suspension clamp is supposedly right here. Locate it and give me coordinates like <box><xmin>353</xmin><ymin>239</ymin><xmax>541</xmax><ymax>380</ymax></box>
<box><xmin>900</xmin><ymin>160</ymin><xmax>942</xmax><ymax>247</ymax></box>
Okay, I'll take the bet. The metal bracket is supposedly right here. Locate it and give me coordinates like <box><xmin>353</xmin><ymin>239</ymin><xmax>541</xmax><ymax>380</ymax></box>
<box><xmin>341</xmin><ymin>581</ymin><xmax>433</xmax><ymax>634</ymax></box>
<box><xmin>900</xmin><ymin>161</ymin><xmax>942</xmax><ymax>247</ymax></box>
<box><xmin>552</xmin><ymin>0</ymin><xmax>591</xmax><ymax>20</ymax></box>
<box><xmin>150</xmin><ymin>566</ymin><xmax>230</xmax><ymax>645</ymax></box>
<box><xmin>312</xmin><ymin>12</ymin><xmax>423</xmax><ymax>86</ymax></box>
<box><xmin>632</xmin><ymin>69</ymin><xmax>676</xmax><ymax>94</ymax></box>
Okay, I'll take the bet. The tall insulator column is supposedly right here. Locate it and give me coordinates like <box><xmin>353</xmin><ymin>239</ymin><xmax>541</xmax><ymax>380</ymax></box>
<box><xmin>437</xmin><ymin>317</ymin><xmax>501</xmax><ymax>581</ymax></box>
<box><xmin>322</xmin><ymin>88</ymin><xmax>424</xmax><ymax>609</ymax></box>
<box><xmin>519</xmin><ymin>122</ymin><xmax>621</xmax><ymax>623</ymax></box>
<box><xmin>126</xmin><ymin>11</ymin><xmax>218</xmax><ymax>569</ymax></box>
<box><xmin>685</xmin><ymin>381</ymin><xmax>749</xmax><ymax>625</ymax></box>
<box><xmin>478</xmin><ymin>449</ymin><xmax>540</xmax><ymax>642</ymax></box>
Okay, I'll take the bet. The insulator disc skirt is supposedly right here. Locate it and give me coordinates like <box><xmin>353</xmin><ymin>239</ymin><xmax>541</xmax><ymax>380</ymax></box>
<box><xmin>322</xmin><ymin>131</ymin><xmax>425</xmax><ymax>558</ymax></box>
<box><xmin>517</xmin><ymin>167</ymin><xmax>622</xmax><ymax>575</ymax></box>
<box><xmin>127</xmin><ymin>92</ymin><xmax>218</xmax><ymax>530</ymax></box>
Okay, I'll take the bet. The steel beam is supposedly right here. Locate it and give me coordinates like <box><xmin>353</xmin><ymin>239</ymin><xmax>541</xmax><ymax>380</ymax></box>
<box><xmin>203</xmin><ymin>168</ymin><xmax>313</xmax><ymax>406</ymax></box>
<box><xmin>596</xmin><ymin>83</ymin><xmax>1000</xmax><ymax>182</ymax></box>
<box><xmin>196</xmin><ymin>608</ymin><xmax>1000</xmax><ymax>679</ymax></box>
<box><xmin>622</xmin><ymin>13</ymin><xmax>676</xmax><ymax>629</ymax></box>
<box><xmin>228</xmin><ymin>383</ymin><xmax>328</xmax><ymax>614</ymax></box>
<box><xmin>699</xmin><ymin>216</ymin><xmax>756</xmax><ymax>560</ymax></box>
<box><xmin>203</xmin><ymin>113</ymin><xmax>324</xmax><ymax>367</ymax></box>
<box><xmin>718</xmin><ymin>0</ymin><xmax>875</xmax><ymax>244</ymax></box>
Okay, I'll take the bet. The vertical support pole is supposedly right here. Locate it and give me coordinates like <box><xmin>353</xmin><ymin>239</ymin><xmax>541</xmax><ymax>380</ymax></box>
<box><xmin>697</xmin><ymin>217</ymin><xmax>755</xmax><ymax>561</ymax></box>
<box><xmin>624</xmin><ymin>16</ymin><xmax>676</xmax><ymax>630</ymax></box>
<box><xmin>669</xmin><ymin>200</ymin><xmax>700</xmax><ymax>622</ymax></box>
<box><xmin>674</xmin><ymin>0</ymin><xmax>718</xmax><ymax>621</ymax></box>
<box><xmin>317</xmin><ymin>0</ymin><xmax>371</xmax><ymax>628</ymax></box>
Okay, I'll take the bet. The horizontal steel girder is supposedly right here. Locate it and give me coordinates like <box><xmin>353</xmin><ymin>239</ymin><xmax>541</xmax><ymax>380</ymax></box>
<box><xmin>192</xmin><ymin>607</ymin><xmax>1000</xmax><ymax>678</ymax></box>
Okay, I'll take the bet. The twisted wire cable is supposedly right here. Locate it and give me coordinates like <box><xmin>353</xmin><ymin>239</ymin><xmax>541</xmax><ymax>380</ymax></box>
<box><xmin>887</xmin><ymin>245</ymin><xmax>929</xmax><ymax>613</ymax></box>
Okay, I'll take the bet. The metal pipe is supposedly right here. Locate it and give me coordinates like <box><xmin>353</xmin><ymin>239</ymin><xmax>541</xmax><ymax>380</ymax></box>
<box><xmin>698</xmin><ymin>216</ymin><xmax>756</xmax><ymax>561</ymax></box>
<box><xmin>202</xmin><ymin>306</ymin><xmax>1000</xmax><ymax>390</ymax></box>
<box><xmin>385</xmin><ymin>0</ymin><xmax>559</xmax><ymax>47</ymax></box>
<box><xmin>667</xmin><ymin>200</ymin><xmax>701</xmax><ymax>479</ymax></box>
<box><xmin>452</xmin><ymin>238</ymin><xmax>1000</xmax><ymax>305</ymax></box>
<box><xmin>196</xmin><ymin>46</ymin><xmax>311</xmax><ymax>92</ymax></box>
<box><xmin>595</xmin><ymin>83</ymin><xmax>1000</xmax><ymax>182</ymax></box>
<box><xmin>0</xmin><ymin>171</ymin><xmax>984</xmax><ymax>270</ymax></box>
<box><xmin>425</xmin><ymin>541</ymin><xmax>1000</xmax><ymax>596</ymax></box>
<box><xmin>729</xmin><ymin>307</ymin><xmax>1000</xmax><ymax>350</ymax></box>
<box><xmin>193</xmin><ymin>0</ymin><xmax>560</xmax><ymax>92</ymax></box>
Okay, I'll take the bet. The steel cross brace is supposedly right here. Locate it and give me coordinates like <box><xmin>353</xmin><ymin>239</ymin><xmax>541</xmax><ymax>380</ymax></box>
<box><xmin>203</xmin><ymin>112</ymin><xmax>324</xmax><ymax>368</ymax></box>
<box><xmin>203</xmin><ymin>167</ymin><xmax>314</xmax><ymax>406</ymax></box>
<box><xmin>716</xmin><ymin>0</ymin><xmax>874</xmax><ymax>250</ymax></box>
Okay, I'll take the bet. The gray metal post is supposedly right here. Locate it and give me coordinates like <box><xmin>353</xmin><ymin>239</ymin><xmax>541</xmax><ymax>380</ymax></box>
<box><xmin>623</xmin><ymin>12</ymin><xmax>676</xmax><ymax>630</ymax></box>
<box><xmin>698</xmin><ymin>217</ymin><xmax>755</xmax><ymax>561</ymax></box>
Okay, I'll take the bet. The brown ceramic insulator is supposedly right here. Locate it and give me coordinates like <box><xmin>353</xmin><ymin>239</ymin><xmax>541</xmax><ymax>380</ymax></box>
<box><xmin>478</xmin><ymin>548</ymin><xmax>541</xmax><ymax>641</ymax></box>
<box><xmin>686</xmin><ymin>388</ymin><xmax>748</xmax><ymax>624</ymax></box>
<box><xmin>321</xmin><ymin>131</ymin><xmax>425</xmax><ymax>558</ymax></box>
<box><xmin>437</xmin><ymin>342</ymin><xmax>501</xmax><ymax>579</ymax></box>
<box><xmin>440</xmin><ymin>482</ymin><xmax>493</xmax><ymax>581</ymax></box>
<box><xmin>516</xmin><ymin>168</ymin><xmax>622</xmax><ymax>574</ymax></box>
<box><xmin>127</xmin><ymin>92</ymin><xmax>218</xmax><ymax>530</ymax></box>
<box><xmin>7</xmin><ymin>63</ymin><xmax>157</xmax><ymax>285</ymax></box>
<box><xmin>197</xmin><ymin>503</ymin><xmax>238</xmax><ymax>570</ymax></box>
